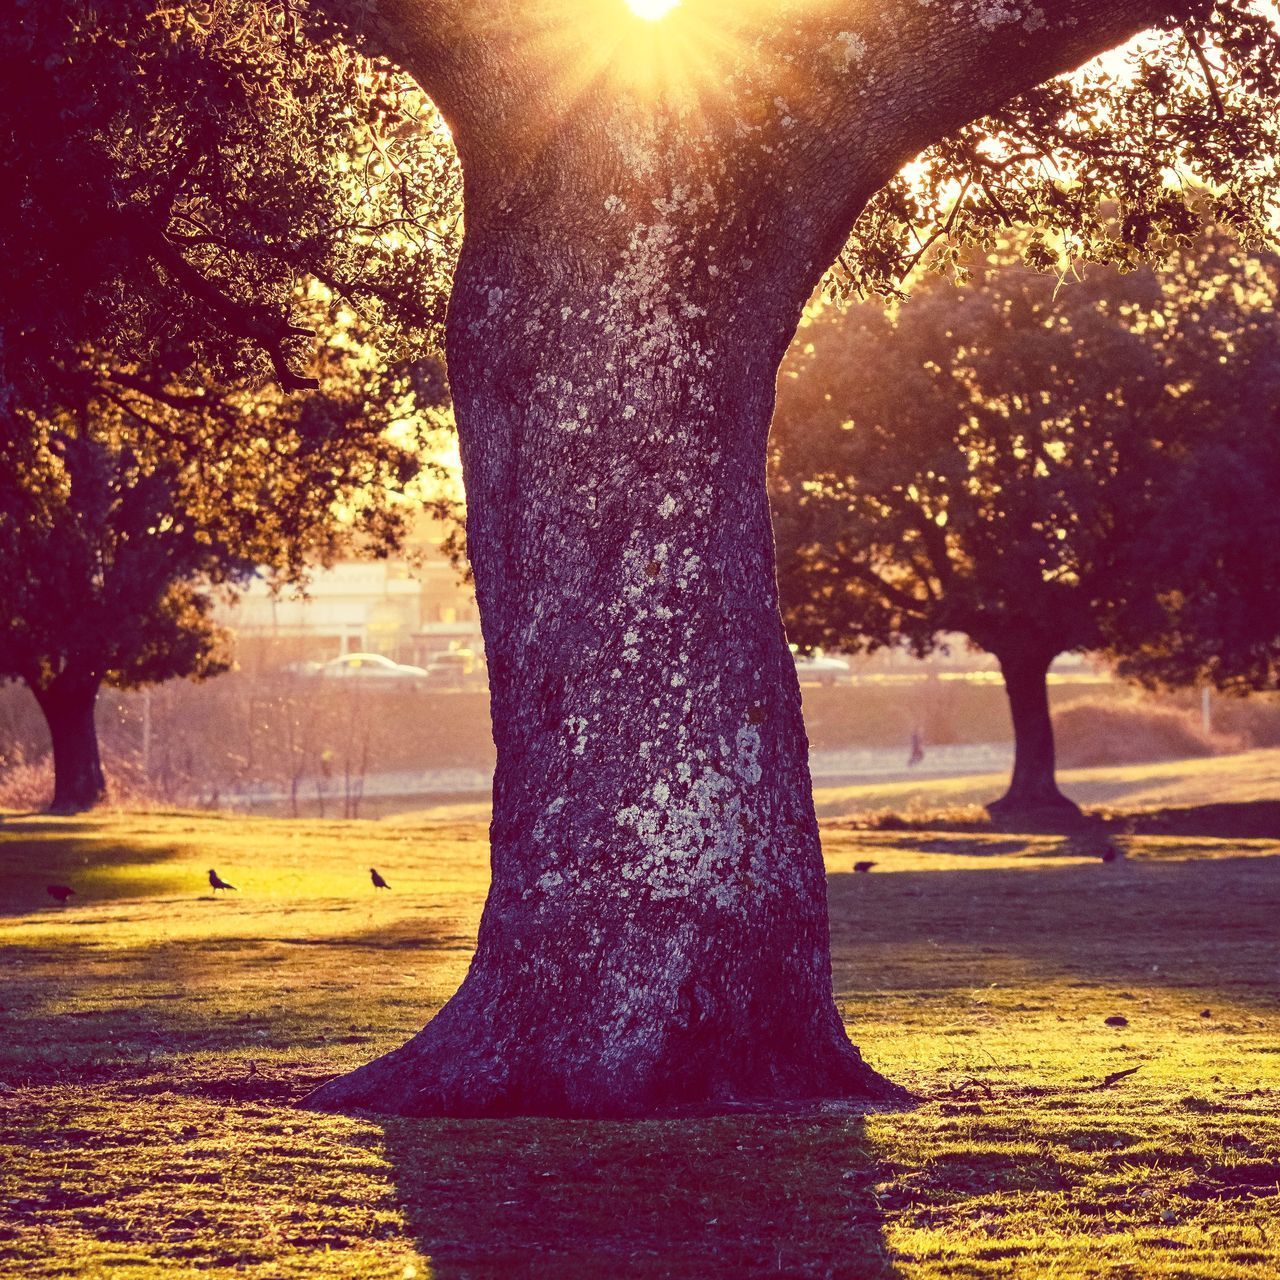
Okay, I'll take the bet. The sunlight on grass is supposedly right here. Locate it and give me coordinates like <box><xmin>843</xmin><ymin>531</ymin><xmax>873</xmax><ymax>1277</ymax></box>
<box><xmin>1</xmin><ymin>808</ymin><xmax>1277</xmax><ymax>1277</ymax></box>
<box><xmin>812</xmin><ymin>747</ymin><xmax>1280</xmax><ymax>822</ymax></box>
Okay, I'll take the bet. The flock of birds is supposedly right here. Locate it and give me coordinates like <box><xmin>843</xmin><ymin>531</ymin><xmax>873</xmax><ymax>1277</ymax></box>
<box><xmin>44</xmin><ymin>866</ymin><xmax>392</xmax><ymax>906</ymax></box>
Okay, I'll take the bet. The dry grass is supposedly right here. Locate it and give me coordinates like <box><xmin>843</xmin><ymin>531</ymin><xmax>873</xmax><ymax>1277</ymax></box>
<box><xmin>0</xmin><ymin>796</ymin><xmax>1278</xmax><ymax>1278</ymax></box>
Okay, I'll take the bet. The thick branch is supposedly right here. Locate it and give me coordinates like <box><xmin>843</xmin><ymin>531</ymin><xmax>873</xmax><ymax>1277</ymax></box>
<box><xmin>302</xmin><ymin>0</ymin><xmax>536</xmax><ymax>166</ymax></box>
<box><xmin>846</xmin><ymin>560</ymin><xmax>933</xmax><ymax>618</ymax></box>
<box><xmin>789</xmin><ymin>0</ymin><xmax>1191</xmax><ymax>259</ymax></box>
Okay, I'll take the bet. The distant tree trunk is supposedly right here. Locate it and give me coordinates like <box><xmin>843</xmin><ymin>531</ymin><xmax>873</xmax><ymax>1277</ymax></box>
<box><xmin>304</xmin><ymin>147</ymin><xmax>905</xmax><ymax>1119</ymax></box>
<box><xmin>30</xmin><ymin>676</ymin><xmax>106</xmax><ymax>814</ymax></box>
<box><xmin>988</xmin><ymin>646</ymin><xmax>1081</xmax><ymax>823</ymax></box>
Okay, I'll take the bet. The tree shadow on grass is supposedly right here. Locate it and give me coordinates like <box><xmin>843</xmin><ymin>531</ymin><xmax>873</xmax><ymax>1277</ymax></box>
<box><xmin>1111</xmin><ymin>800</ymin><xmax>1280</xmax><ymax>839</ymax></box>
<box><xmin>0</xmin><ymin>908</ymin><xmax>471</xmax><ymax>1093</ymax></box>
<box><xmin>827</xmin><ymin>852</ymin><xmax>1280</xmax><ymax>1014</ymax></box>
<box><xmin>835</xmin><ymin>798</ymin><xmax>1280</xmax><ymax>840</ymax></box>
<box><xmin>370</xmin><ymin>1113</ymin><xmax>901</xmax><ymax>1280</ymax></box>
<box><xmin>0</xmin><ymin>837</ymin><xmax>196</xmax><ymax>916</ymax></box>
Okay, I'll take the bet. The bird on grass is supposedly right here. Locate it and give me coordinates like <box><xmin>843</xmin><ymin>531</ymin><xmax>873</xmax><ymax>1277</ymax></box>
<box><xmin>370</xmin><ymin>868</ymin><xmax>390</xmax><ymax>890</ymax></box>
<box><xmin>46</xmin><ymin>884</ymin><xmax>75</xmax><ymax>905</ymax></box>
<box><xmin>208</xmin><ymin>869</ymin><xmax>236</xmax><ymax>894</ymax></box>
<box><xmin>853</xmin><ymin>861</ymin><xmax>877</xmax><ymax>874</ymax></box>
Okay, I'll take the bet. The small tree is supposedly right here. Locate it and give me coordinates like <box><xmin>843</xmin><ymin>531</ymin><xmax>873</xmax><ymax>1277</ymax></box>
<box><xmin>0</xmin><ymin>0</ymin><xmax>459</xmax><ymax>812</ymax></box>
<box><xmin>0</xmin><ymin>349</ymin><xmax>449</xmax><ymax>813</ymax></box>
<box><xmin>0</xmin><ymin>433</ymin><xmax>238</xmax><ymax>811</ymax></box>
<box><xmin>771</xmin><ymin>231</ymin><xmax>1280</xmax><ymax>820</ymax></box>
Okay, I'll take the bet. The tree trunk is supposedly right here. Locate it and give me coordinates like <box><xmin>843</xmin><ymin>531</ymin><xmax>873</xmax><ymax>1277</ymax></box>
<box><xmin>305</xmin><ymin>139</ymin><xmax>905</xmax><ymax>1118</ymax></box>
<box><xmin>31</xmin><ymin>677</ymin><xmax>107</xmax><ymax>815</ymax></box>
<box><xmin>988</xmin><ymin>647</ymin><xmax>1081</xmax><ymax>824</ymax></box>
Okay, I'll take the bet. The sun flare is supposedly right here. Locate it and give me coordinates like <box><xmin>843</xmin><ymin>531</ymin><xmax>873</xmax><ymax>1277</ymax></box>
<box><xmin>626</xmin><ymin>0</ymin><xmax>680</xmax><ymax>19</ymax></box>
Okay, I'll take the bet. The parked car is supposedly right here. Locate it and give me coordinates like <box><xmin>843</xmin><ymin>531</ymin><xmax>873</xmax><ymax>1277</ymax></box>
<box><xmin>422</xmin><ymin>649</ymin><xmax>481</xmax><ymax>689</ymax></box>
<box><xmin>315</xmin><ymin>652</ymin><xmax>430</xmax><ymax>684</ymax></box>
<box><xmin>793</xmin><ymin>651</ymin><xmax>851</xmax><ymax>687</ymax></box>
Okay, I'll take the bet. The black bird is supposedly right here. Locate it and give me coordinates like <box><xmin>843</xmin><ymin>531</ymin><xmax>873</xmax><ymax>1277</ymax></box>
<box><xmin>46</xmin><ymin>884</ymin><xmax>75</xmax><ymax>905</ymax></box>
<box><xmin>853</xmin><ymin>860</ymin><xmax>877</xmax><ymax>874</ymax></box>
<box><xmin>1100</xmin><ymin>843</ymin><xmax>1121</xmax><ymax>863</ymax></box>
<box><xmin>208</xmin><ymin>869</ymin><xmax>236</xmax><ymax>893</ymax></box>
<box><xmin>370</xmin><ymin>867</ymin><xmax>390</xmax><ymax>890</ymax></box>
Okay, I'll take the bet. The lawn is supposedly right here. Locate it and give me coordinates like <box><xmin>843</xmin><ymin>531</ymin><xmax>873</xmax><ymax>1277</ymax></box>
<box><xmin>1</xmin><ymin>800</ymin><xmax>1278</xmax><ymax>1278</ymax></box>
<box><xmin>809</xmin><ymin>748</ymin><xmax>1280</xmax><ymax>825</ymax></box>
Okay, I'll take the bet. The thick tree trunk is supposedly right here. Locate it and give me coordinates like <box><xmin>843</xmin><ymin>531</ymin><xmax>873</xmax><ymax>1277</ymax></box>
<box><xmin>987</xmin><ymin>647</ymin><xmax>1081</xmax><ymax>824</ymax></box>
<box><xmin>305</xmin><ymin>144</ymin><xmax>904</xmax><ymax>1118</ymax></box>
<box><xmin>31</xmin><ymin>677</ymin><xmax>106</xmax><ymax>815</ymax></box>
<box><xmin>300</xmin><ymin>0</ymin><xmax>1181</xmax><ymax>1123</ymax></box>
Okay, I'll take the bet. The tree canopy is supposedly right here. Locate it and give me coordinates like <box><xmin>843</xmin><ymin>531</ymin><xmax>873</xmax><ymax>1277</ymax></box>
<box><xmin>771</xmin><ymin>226</ymin><xmax>1280</xmax><ymax>811</ymax></box>
<box><xmin>0</xmin><ymin>0</ymin><xmax>460</xmax><ymax>416</ymax></box>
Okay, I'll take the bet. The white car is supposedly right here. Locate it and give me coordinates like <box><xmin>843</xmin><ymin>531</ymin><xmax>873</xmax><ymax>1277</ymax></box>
<box><xmin>793</xmin><ymin>651</ymin><xmax>851</xmax><ymax>686</ymax></box>
<box><xmin>316</xmin><ymin>652</ymin><xmax>430</xmax><ymax>683</ymax></box>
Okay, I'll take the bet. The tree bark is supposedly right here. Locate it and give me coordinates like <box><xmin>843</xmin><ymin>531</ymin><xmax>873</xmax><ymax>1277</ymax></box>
<box><xmin>31</xmin><ymin>676</ymin><xmax>107</xmax><ymax>815</ymax></box>
<box><xmin>988</xmin><ymin>647</ymin><xmax>1081</xmax><ymax>823</ymax></box>
<box><xmin>305</xmin><ymin>127</ymin><xmax>909</xmax><ymax>1117</ymax></box>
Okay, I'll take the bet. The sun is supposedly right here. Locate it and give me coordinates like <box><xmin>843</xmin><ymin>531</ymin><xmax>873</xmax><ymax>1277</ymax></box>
<box><xmin>626</xmin><ymin>0</ymin><xmax>680</xmax><ymax>19</ymax></box>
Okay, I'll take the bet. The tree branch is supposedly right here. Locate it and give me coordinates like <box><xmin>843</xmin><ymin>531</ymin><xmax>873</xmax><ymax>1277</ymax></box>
<box><xmin>845</xmin><ymin>560</ymin><xmax>932</xmax><ymax>618</ymax></box>
<box><xmin>1184</xmin><ymin>25</ymin><xmax>1228</xmax><ymax>119</ymax></box>
<box><xmin>109</xmin><ymin>207</ymin><xmax>320</xmax><ymax>392</ymax></box>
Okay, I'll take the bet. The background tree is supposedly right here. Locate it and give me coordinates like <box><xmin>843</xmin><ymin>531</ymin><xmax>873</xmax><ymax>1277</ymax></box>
<box><xmin>0</xmin><ymin>0</ymin><xmax>460</xmax><ymax>813</ymax></box>
<box><xmin>0</xmin><ymin>342</ymin><xmax>451</xmax><ymax>814</ymax></box>
<box><xmin>772</xmin><ymin>229</ymin><xmax>1280</xmax><ymax>820</ymax></box>
<box><xmin>7</xmin><ymin>0</ymin><xmax>1279</xmax><ymax>1116</ymax></box>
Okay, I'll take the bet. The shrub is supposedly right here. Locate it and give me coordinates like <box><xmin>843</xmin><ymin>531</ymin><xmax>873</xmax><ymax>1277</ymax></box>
<box><xmin>0</xmin><ymin>746</ymin><xmax>179</xmax><ymax>813</ymax></box>
<box><xmin>0</xmin><ymin>752</ymin><xmax>54</xmax><ymax>812</ymax></box>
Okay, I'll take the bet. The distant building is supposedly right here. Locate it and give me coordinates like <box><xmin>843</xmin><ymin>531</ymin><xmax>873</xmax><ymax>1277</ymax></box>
<box><xmin>219</xmin><ymin>522</ymin><xmax>482</xmax><ymax>669</ymax></box>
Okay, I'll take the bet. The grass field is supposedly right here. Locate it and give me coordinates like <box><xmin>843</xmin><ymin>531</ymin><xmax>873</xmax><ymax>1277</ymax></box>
<box><xmin>809</xmin><ymin>748</ymin><xmax>1280</xmax><ymax>826</ymax></box>
<box><xmin>1</xmin><ymin>786</ymin><xmax>1278</xmax><ymax>1278</ymax></box>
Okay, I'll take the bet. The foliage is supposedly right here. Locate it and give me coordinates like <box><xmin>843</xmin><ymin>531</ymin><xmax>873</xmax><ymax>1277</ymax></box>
<box><xmin>1107</xmin><ymin>441</ymin><xmax>1280</xmax><ymax>694</ymax></box>
<box><xmin>0</xmin><ymin>0</ymin><xmax>461</xmax><ymax>410</ymax></box>
<box><xmin>0</xmin><ymin>349</ymin><xmax>451</xmax><ymax>705</ymax></box>
<box><xmin>0</xmin><ymin>0</ymin><xmax>462</xmax><ymax>707</ymax></box>
<box><xmin>838</xmin><ymin>1</ymin><xmax>1280</xmax><ymax>297</ymax></box>
<box><xmin>771</xmin><ymin>227</ymin><xmax>1280</xmax><ymax>679</ymax></box>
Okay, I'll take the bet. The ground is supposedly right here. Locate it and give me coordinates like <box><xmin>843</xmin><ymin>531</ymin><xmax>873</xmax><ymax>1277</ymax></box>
<box><xmin>1</xmin><ymin>758</ymin><xmax>1278</xmax><ymax>1278</ymax></box>
<box><xmin>810</xmin><ymin>748</ymin><xmax>1280</xmax><ymax>825</ymax></box>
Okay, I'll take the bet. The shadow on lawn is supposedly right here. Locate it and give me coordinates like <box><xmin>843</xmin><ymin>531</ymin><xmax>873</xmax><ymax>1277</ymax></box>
<box><xmin>0</xmin><ymin>837</ymin><xmax>195</xmax><ymax>916</ymax></box>
<box><xmin>372</xmin><ymin>1113</ymin><xmax>900</xmax><ymax>1280</ymax></box>
<box><xmin>827</xmin><ymin>851</ymin><xmax>1280</xmax><ymax>1012</ymax></box>
<box><xmin>839</xmin><ymin>798</ymin><xmax>1280</xmax><ymax>839</ymax></box>
<box><xmin>1112</xmin><ymin>800</ymin><xmax>1280</xmax><ymax>839</ymax></box>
